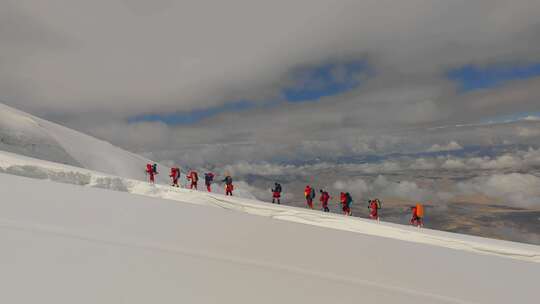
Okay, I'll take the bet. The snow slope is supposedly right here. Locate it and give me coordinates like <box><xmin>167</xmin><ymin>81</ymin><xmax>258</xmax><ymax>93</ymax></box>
<box><xmin>1</xmin><ymin>150</ymin><xmax>538</xmax><ymax>263</ymax></box>
<box><xmin>1</xmin><ymin>103</ymin><xmax>539</xmax><ymax>302</ymax></box>
<box><xmin>0</xmin><ymin>172</ymin><xmax>539</xmax><ymax>304</ymax></box>
<box><xmin>0</xmin><ymin>150</ymin><xmax>257</xmax><ymax>199</ymax></box>
<box><xmin>0</xmin><ymin>102</ymin><xmax>169</xmax><ymax>183</ymax></box>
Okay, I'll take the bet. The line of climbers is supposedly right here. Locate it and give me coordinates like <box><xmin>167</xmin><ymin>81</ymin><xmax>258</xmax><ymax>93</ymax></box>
<box><xmin>147</xmin><ymin>164</ymin><xmax>424</xmax><ymax>227</ymax></box>
<box><xmin>145</xmin><ymin>163</ymin><xmax>235</xmax><ymax>196</ymax></box>
<box><xmin>274</xmin><ymin>183</ymin><xmax>424</xmax><ymax>227</ymax></box>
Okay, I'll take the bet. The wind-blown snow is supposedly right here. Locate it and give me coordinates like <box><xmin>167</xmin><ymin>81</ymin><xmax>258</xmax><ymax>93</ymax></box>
<box><xmin>0</xmin><ymin>172</ymin><xmax>538</xmax><ymax>304</ymax></box>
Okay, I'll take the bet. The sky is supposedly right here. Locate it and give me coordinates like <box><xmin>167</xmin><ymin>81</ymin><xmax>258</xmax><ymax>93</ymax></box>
<box><xmin>449</xmin><ymin>63</ymin><xmax>540</xmax><ymax>92</ymax></box>
<box><xmin>2</xmin><ymin>0</ymin><xmax>540</xmax><ymax>167</ymax></box>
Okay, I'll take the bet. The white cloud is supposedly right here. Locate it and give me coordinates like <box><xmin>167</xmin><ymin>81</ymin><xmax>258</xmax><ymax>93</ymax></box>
<box><xmin>441</xmin><ymin>159</ymin><xmax>466</xmax><ymax>170</ymax></box>
<box><xmin>184</xmin><ymin>148</ymin><xmax>540</xmax><ymax>208</ymax></box>
<box><xmin>333</xmin><ymin>179</ymin><xmax>370</xmax><ymax>196</ymax></box>
<box><xmin>409</xmin><ymin>158</ymin><xmax>437</xmax><ymax>170</ymax></box>
<box><xmin>373</xmin><ymin>177</ymin><xmax>420</xmax><ymax>201</ymax></box>
<box><xmin>522</xmin><ymin>148</ymin><xmax>540</xmax><ymax>167</ymax></box>
<box><xmin>427</xmin><ymin>141</ymin><xmax>463</xmax><ymax>152</ymax></box>
<box><xmin>167</xmin><ymin>148</ymin><xmax>540</xmax><ymax>181</ymax></box>
<box><xmin>457</xmin><ymin>173</ymin><xmax>540</xmax><ymax>208</ymax></box>
<box><xmin>3</xmin><ymin>1</ymin><xmax>540</xmax><ymax>165</ymax></box>
<box><xmin>522</xmin><ymin>116</ymin><xmax>540</xmax><ymax>121</ymax></box>
<box><xmin>468</xmin><ymin>155</ymin><xmax>521</xmax><ymax>170</ymax></box>
<box><xmin>516</xmin><ymin>126</ymin><xmax>540</xmax><ymax>138</ymax></box>
<box><xmin>332</xmin><ymin>175</ymin><xmax>444</xmax><ymax>203</ymax></box>
<box><xmin>221</xmin><ymin>162</ymin><xmax>292</xmax><ymax>177</ymax></box>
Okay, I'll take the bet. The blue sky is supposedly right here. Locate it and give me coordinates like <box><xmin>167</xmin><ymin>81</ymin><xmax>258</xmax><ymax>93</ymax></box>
<box><xmin>449</xmin><ymin>62</ymin><xmax>540</xmax><ymax>92</ymax></box>
<box><xmin>284</xmin><ymin>61</ymin><xmax>368</xmax><ymax>102</ymax></box>
<box><xmin>131</xmin><ymin>61</ymin><xmax>540</xmax><ymax>126</ymax></box>
<box><xmin>480</xmin><ymin>111</ymin><xmax>540</xmax><ymax>124</ymax></box>
<box><xmin>128</xmin><ymin>101</ymin><xmax>255</xmax><ymax>125</ymax></box>
<box><xmin>131</xmin><ymin>62</ymin><xmax>368</xmax><ymax>125</ymax></box>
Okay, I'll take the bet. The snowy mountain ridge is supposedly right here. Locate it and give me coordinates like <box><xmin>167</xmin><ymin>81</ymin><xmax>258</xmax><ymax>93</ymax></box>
<box><xmin>0</xmin><ymin>102</ymin><xmax>539</xmax><ymax>263</ymax></box>
<box><xmin>3</xmin><ymin>172</ymin><xmax>538</xmax><ymax>303</ymax></box>
<box><xmin>0</xmin><ymin>102</ymin><xmax>170</xmax><ymax>183</ymax></box>
<box><xmin>1</xmin><ymin>103</ymin><xmax>539</xmax><ymax>303</ymax></box>
<box><xmin>1</xmin><ymin>150</ymin><xmax>538</xmax><ymax>263</ymax></box>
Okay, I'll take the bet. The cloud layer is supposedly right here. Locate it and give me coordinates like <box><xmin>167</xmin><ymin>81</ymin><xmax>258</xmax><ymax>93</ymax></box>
<box><xmin>457</xmin><ymin>173</ymin><xmax>540</xmax><ymax>208</ymax></box>
<box><xmin>2</xmin><ymin>0</ymin><xmax>540</xmax><ymax>165</ymax></box>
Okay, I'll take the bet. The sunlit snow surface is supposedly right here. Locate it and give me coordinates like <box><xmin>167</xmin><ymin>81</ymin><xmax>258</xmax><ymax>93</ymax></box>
<box><xmin>0</xmin><ymin>171</ymin><xmax>539</xmax><ymax>304</ymax></box>
<box><xmin>1</xmin><ymin>102</ymin><xmax>539</xmax><ymax>303</ymax></box>
<box><xmin>1</xmin><ymin>150</ymin><xmax>538</xmax><ymax>263</ymax></box>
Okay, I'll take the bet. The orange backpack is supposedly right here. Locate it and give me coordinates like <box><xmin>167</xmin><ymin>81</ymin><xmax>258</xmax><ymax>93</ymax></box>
<box><xmin>416</xmin><ymin>203</ymin><xmax>424</xmax><ymax>217</ymax></box>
